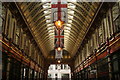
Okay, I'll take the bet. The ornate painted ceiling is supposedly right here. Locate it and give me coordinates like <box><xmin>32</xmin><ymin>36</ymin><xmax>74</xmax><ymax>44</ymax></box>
<box><xmin>15</xmin><ymin>1</ymin><xmax>101</xmax><ymax>59</ymax></box>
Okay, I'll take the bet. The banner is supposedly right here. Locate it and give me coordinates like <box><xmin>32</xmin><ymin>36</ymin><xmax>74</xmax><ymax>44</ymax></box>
<box><xmin>51</xmin><ymin>0</ymin><xmax>68</xmax><ymax>22</ymax></box>
<box><xmin>55</xmin><ymin>49</ymin><xmax>63</xmax><ymax>59</ymax></box>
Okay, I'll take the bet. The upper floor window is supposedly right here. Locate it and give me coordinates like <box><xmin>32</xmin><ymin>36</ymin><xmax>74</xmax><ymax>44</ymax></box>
<box><xmin>5</xmin><ymin>10</ymin><xmax>11</xmax><ymax>36</ymax></box>
<box><xmin>1</xmin><ymin>5</ymin><xmax>6</xmax><ymax>33</ymax></box>
<box><xmin>15</xmin><ymin>25</ymin><xmax>20</xmax><ymax>45</ymax></box>
<box><xmin>24</xmin><ymin>37</ymin><xmax>30</xmax><ymax>54</ymax></box>
<box><xmin>112</xmin><ymin>2</ymin><xmax>120</xmax><ymax>33</ymax></box>
<box><xmin>98</xmin><ymin>24</ymin><xmax>104</xmax><ymax>45</ymax></box>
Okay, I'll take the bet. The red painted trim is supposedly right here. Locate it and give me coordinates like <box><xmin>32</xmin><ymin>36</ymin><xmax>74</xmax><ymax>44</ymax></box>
<box><xmin>51</xmin><ymin>4</ymin><xmax>67</xmax><ymax>8</ymax></box>
<box><xmin>1</xmin><ymin>39</ymin><xmax>43</xmax><ymax>73</ymax></box>
<box><xmin>55</xmin><ymin>35</ymin><xmax>64</xmax><ymax>38</ymax></box>
<box><xmin>75</xmin><ymin>36</ymin><xmax>120</xmax><ymax>72</ymax></box>
<box><xmin>110</xmin><ymin>38</ymin><xmax>120</xmax><ymax>53</ymax></box>
<box><xmin>97</xmin><ymin>51</ymin><xmax>108</xmax><ymax>60</ymax></box>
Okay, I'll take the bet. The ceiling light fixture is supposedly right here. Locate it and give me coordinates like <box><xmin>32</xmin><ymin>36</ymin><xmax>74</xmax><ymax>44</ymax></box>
<box><xmin>54</xmin><ymin>20</ymin><xmax>64</xmax><ymax>29</ymax></box>
<box><xmin>57</xmin><ymin>47</ymin><xmax>62</xmax><ymax>51</ymax></box>
<box><xmin>58</xmin><ymin>60</ymin><xmax>61</xmax><ymax>63</ymax></box>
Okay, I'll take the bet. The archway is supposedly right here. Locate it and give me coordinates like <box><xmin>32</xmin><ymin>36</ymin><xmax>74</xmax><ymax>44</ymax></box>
<box><xmin>48</xmin><ymin>64</ymin><xmax>71</xmax><ymax>80</ymax></box>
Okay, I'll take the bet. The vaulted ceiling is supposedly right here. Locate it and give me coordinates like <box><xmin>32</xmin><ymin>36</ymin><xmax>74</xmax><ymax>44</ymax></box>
<box><xmin>15</xmin><ymin>1</ymin><xmax>101</xmax><ymax>59</ymax></box>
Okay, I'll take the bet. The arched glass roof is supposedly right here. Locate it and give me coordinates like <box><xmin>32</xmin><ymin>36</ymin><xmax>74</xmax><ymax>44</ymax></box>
<box><xmin>16</xmin><ymin>1</ymin><xmax>101</xmax><ymax>58</ymax></box>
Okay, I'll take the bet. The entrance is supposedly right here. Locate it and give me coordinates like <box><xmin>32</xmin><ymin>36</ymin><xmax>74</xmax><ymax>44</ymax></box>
<box><xmin>48</xmin><ymin>64</ymin><xmax>71</xmax><ymax>80</ymax></box>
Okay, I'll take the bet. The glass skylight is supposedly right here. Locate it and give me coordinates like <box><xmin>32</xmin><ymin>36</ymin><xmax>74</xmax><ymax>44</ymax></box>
<box><xmin>66</xmin><ymin>24</ymin><xmax>71</xmax><ymax>27</ymax></box>
<box><xmin>65</xmin><ymin>27</ymin><xmax>71</xmax><ymax>30</ymax></box>
<box><xmin>44</xmin><ymin>11</ymin><xmax>48</xmax><ymax>14</ymax></box>
<box><xmin>47</xmin><ymin>24</ymin><xmax>53</xmax><ymax>27</ymax></box>
<box><xmin>65</xmin><ymin>30</ymin><xmax>70</xmax><ymax>33</ymax></box>
<box><xmin>45</xmin><ymin>15</ymin><xmax>51</xmax><ymax>18</ymax></box>
<box><xmin>47</xmin><ymin>27</ymin><xmax>53</xmax><ymax>30</ymax></box>
<box><xmin>68</xmin><ymin>3</ymin><xmax>76</xmax><ymax>8</ymax></box>
<box><xmin>41</xmin><ymin>0</ymin><xmax>77</xmax><ymax>48</ymax></box>
<box><xmin>67</xmin><ymin>0</ymin><xmax>77</xmax><ymax>2</ymax></box>
<box><xmin>68</xmin><ymin>20</ymin><xmax>72</xmax><ymax>23</ymax></box>
<box><xmin>68</xmin><ymin>10</ymin><xmax>74</xmax><ymax>14</ymax></box>
<box><xmin>68</xmin><ymin>15</ymin><xmax>73</xmax><ymax>19</ymax></box>
<box><xmin>41</xmin><ymin>0</ymin><xmax>51</xmax><ymax>2</ymax></box>
<box><xmin>48</xmin><ymin>30</ymin><xmax>54</xmax><ymax>33</ymax></box>
<box><xmin>49</xmin><ymin>33</ymin><xmax>54</xmax><ymax>36</ymax></box>
<box><xmin>46</xmin><ymin>20</ymin><xmax>51</xmax><ymax>23</ymax></box>
<box><xmin>41</xmin><ymin>0</ymin><xmax>77</xmax><ymax>2</ymax></box>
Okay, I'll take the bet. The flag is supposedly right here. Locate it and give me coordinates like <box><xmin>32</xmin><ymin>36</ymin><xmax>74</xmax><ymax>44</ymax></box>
<box><xmin>55</xmin><ymin>49</ymin><xmax>63</xmax><ymax>59</ymax></box>
<box><xmin>54</xmin><ymin>27</ymin><xmax>64</xmax><ymax>48</ymax></box>
<box><xmin>51</xmin><ymin>0</ymin><xmax>68</xmax><ymax>22</ymax></box>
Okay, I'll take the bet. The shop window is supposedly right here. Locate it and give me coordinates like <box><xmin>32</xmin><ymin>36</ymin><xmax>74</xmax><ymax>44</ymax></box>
<box><xmin>97</xmin><ymin>58</ymin><xmax>109</xmax><ymax>79</ymax></box>
<box><xmin>112</xmin><ymin>54</ymin><xmax>119</xmax><ymax>72</ymax></box>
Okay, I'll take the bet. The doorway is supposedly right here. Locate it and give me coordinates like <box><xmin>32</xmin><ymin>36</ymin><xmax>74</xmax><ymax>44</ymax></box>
<box><xmin>48</xmin><ymin>64</ymin><xmax>71</xmax><ymax>80</ymax></box>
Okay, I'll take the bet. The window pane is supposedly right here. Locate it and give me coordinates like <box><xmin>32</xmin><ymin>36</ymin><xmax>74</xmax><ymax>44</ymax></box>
<box><xmin>112</xmin><ymin>3</ymin><xmax>120</xmax><ymax>33</ymax></box>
